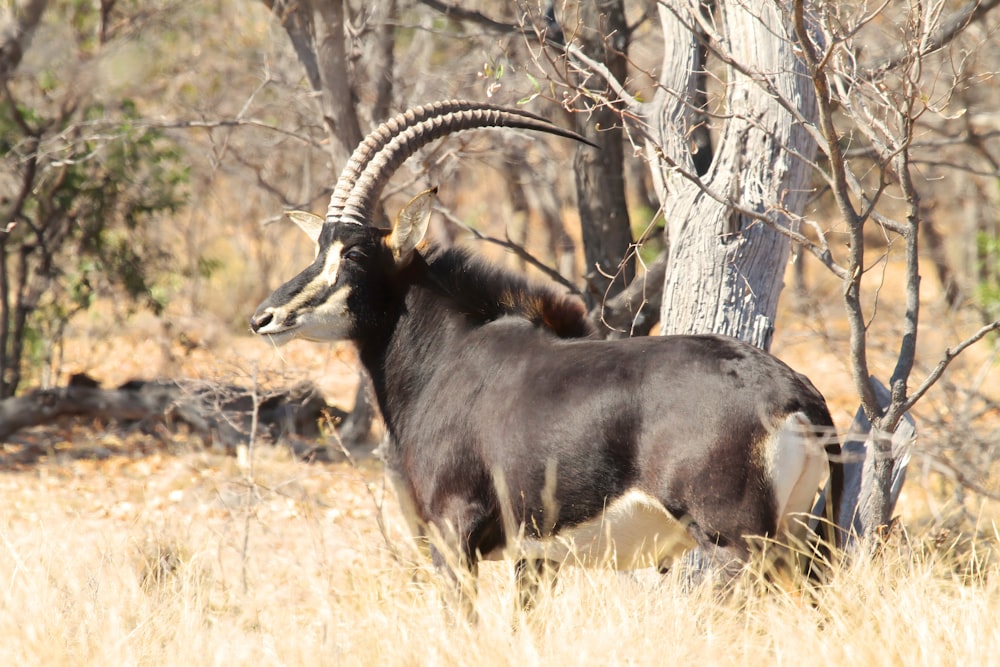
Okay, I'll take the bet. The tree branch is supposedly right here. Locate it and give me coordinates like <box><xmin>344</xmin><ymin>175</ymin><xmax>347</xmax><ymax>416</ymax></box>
<box><xmin>144</xmin><ymin>118</ymin><xmax>324</xmax><ymax>148</ymax></box>
<box><xmin>0</xmin><ymin>0</ymin><xmax>48</xmax><ymax>85</ymax></box>
<box><xmin>563</xmin><ymin>41</ymin><xmax>644</xmax><ymax>112</ymax></box>
<box><xmin>901</xmin><ymin>319</ymin><xmax>1000</xmax><ymax>414</ymax></box>
<box><xmin>590</xmin><ymin>251</ymin><xmax>666</xmax><ymax>338</ymax></box>
<box><xmin>884</xmin><ymin>98</ymin><xmax>921</xmax><ymax>430</ymax></box>
<box><xmin>416</xmin><ymin>0</ymin><xmax>520</xmax><ymax>35</ymax></box>
<box><xmin>434</xmin><ymin>204</ymin><xmax>581</xmax><ymax>296</ymax></box>
<box><xmin>793</xmin><ymin>0</ymin><xmax>880</xmax><ymax>418</ymax></box>
<box><xmin>867</xmin><ymin>0</ymin><xmax>1000</xmax><ymax>78</ymax></box>
<box><xmin>924</xmin><ymin>450</ymin><xmax>1000</xmax><ymax>502</ymax></box>
<box><xmin>259</xmin><ymin>0</ymin><xmax>323</xmax><ymax>91</ymax></box>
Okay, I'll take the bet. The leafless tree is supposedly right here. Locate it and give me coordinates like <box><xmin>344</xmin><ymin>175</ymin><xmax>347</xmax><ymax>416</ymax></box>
<box><xmin>790</xmin><ymin>0</ymin><xmax>1000</xmax><ymax>536</ymax></box>
<box><xmin>542</xmin><ymin>0</ymin><xmax>1000</xmax><ymax>541</ymax></box>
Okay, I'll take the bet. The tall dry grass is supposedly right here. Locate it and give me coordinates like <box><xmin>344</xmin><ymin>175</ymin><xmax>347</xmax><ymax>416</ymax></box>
<box><xmin>1</xmin><ymin>446</ymin><xmax>996</xmax><ymax>666</ymax></box>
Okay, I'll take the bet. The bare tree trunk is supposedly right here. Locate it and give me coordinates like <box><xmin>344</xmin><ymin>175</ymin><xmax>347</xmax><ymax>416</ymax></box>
<box><xmin>1</xmin><ymin>0</ymin><xmax>49</xmax><ymax>398</ymax></box>
<box><xmin>366</xmin><ymin>0</ymin><xmax>397</xmax><ymax>123</ymax></box>
<box><xmin>263</xmin><ymin>0</ymin><xmax>395</xmax><ymax>442</ymax></box>
<box><xmin>313</xmin><ymin>1</ymin><xmax>363</xmax><ymax>164</ymax></box>
<box><xmin>0</xmin><ymin>0</ymin><xmax>48</xmax><ymax>84</ymax></box>
<box><xmin>573</xmin><ymin>0</ymin><xmax>633</xmax><ymax>311</ymax></box>
<box><xmin>261</xmin><ymin>0</ymin><xmax>363</xmax><ymax>167</ymax></box>
<box><xmin>652</xmin><ymin>1</ymin><xmax>816</xmax><ymax>350</ymax></box>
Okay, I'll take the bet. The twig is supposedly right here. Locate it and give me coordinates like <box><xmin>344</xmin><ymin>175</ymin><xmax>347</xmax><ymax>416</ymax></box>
<box><xmin>434</xmin><ymin>205</ymin><xmax>581</xmax><ymax>295</ymax></box>
<box><xmin>900</xmin><ymin>320</ymin><xmax>1000</xmax><ymax>414</ymax></box>
<box><xmin>793</xmin><ymin>0</ymin><xmax>880</xmax><ymax>418</ymax></box>
<box><xmin>415</xmin><ymin>0</ymin><xmax>519</xmax><ymax>35</ymax></box>
<box><xmin>923</xmin><ymin>451</ymin><xmax>1000</xmax><ymax>502</ymax></box>
<box><xmin>45</xmin><ymin>116</ymin><xmax>324</xmax><ymax>150</ymax></box>
<box><xmin>866</xmin><ymin>0</ymin><xmax>1000</xmax><ymax>78</ymax></box>
<box><xmin>239</xmin><ymin>366</ymin><xmax>262</xmax><ymax>595</ymax></box>
<box><xmin>330</xmin><ymin>432</ymin><xmax>408</xmax><ymax>567</ymax></box>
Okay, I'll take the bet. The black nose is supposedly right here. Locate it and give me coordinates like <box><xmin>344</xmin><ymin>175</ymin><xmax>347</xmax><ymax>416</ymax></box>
<box><xmin>249</xmin><ymin>311</ymin><xmax>273</xmax><ymax>333</ymax></box>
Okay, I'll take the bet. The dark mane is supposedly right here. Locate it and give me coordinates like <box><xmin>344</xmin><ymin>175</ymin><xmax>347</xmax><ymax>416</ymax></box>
<box><xmin>421</xmin><ymin>245</ymin><xmax>595</xmax><ymax>339</ymax></box>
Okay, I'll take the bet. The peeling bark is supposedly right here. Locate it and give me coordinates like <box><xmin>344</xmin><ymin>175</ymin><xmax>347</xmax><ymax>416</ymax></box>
<box><xmin>652</xmin><ymin>1</ymin><xmax>817</xmax><ymax>351</ymax></box>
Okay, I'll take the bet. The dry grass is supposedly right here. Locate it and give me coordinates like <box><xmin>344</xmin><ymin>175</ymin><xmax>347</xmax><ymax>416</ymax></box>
<box><xmin>1</xmin><ymin>442</ymin><xmax>997</xmax><ymax>666</ymax></box>
<box><xmin>5</xmin><ymin>216</ymin><xmax>999</xmax><ymax>665</ymax></box>
<box><xmin>6</xmin><ymin>2</ymin><xmax>997</xmax><ymax>661</ymax></box>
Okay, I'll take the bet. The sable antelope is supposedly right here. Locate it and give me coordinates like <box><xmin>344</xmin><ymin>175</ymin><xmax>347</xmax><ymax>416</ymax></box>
<box><xmin>250</xmin><ymin>100</ymin><xmax>842</xmax><ymax>604</ymax></box>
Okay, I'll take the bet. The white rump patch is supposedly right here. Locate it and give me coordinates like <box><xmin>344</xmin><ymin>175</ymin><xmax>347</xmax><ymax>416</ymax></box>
<box><xmin>487</xmin><ymin>489</ymin><xmax>696</xmax><ymax>570</ymax></box>
<box><xmin>762</xmin><ymin>412</ymin><xmax>829</xmax><ymax>542</ymax></box>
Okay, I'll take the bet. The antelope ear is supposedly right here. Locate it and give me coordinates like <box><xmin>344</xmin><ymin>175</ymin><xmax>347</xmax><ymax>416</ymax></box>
<box><xmin>388</xmin><ymin>188</ymin><xmax>436</xmax><ymax>266</ymax></box>
<box><xmin>286</xmin><ymin>210</ymin><xmax>325</xmax><ymax>252</ymax></box>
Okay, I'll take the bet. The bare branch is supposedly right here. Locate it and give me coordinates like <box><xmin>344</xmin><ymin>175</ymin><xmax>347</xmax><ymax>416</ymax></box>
<box><xmin>793</xmin><ymin>0</ymin><xmax>880</xmax><ymax>418</ymax></box>
<box><xmin>416</xmin><ymin>0</ymin><xmax>520</xmax><ymax>35</ymax></box>
<box><xmin>923</xmin><ymin>452</ymin><xmax>1000</xmax><ymax>502</ymax></box>
<box><xmin>260</xmin><ymin>0</ymin><xmax>323</xmax><ymax>92</ymax></box>
<box><xmin>884</xmin><ymin>101</ymin><xmax>921</xmax><ymax>430</ymax></box>
<box><xmin>433</xmin><ymin>204</ymin><xmax>581</xmax><ymax>296</ymax></box>
<box><xmin>867</xmin><ymin>0</ymin><xmax>1000</xmax><ymax>77</ymax></box>
<box><xmin>901</xmin><ymin>320</ymin><xmax>1000</xmax><ymax>414</ymax></box>
<box><xmin>142</xmin><ymin>118</ymin><xmax>324</xmax><ymax>148</ymax></box>
<box><xmin>590</xmin><ymin>251</ymin><xmax>666</xmax><ymax>338</ymax></box>
<box><xmin>0</xmin><ymin>0</ymin><xmax>48</xmax><ymax>85</ymax></box>
<box><xmin>563</xmin><ymin>41</ymin><xmax>644</xmax><ymax>113</ymax></box>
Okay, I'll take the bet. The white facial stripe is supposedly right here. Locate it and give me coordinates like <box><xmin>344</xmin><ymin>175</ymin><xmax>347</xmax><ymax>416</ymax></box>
<box><xmin>315</xmin><ymin>284</ymin><xmax>351</xmax><ymax>319</ymax></box>
<box><xmin>283</xmin><ymin>276</ymin><xmax>324</xmax><ymax>315</ymax></box>
<box><xmin>255</xmin><ymin>240</ymin><xmax>358</xmax><ymax>342</ymax></box>
<box><xmin>299</xmin><ymin>285</ymin><xmax>353</xmax><ymax>341</ymax></box>
<box><xmin>322</xmin><ymin>241</ymin><xmax>345</xmax><ymax>286</ymax></box>
<box><xmin>275</xmin><ymin>240</ymin><xmax>345</xmax><ymax>320</ymax></box>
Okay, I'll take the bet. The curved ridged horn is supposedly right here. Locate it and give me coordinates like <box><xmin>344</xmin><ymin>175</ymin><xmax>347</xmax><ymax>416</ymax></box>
<box><xmin>324</xmin><ymin>101</ymin><xmax>475</xmax><ymax>222</ymax></box>
<box><xmin>326</xmin><ymin>100</ymin><xmax>591</xmax><ymax>225</ymax></box>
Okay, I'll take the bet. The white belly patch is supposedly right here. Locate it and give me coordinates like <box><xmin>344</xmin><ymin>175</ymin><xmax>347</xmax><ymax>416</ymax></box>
<box><xmin>485</xmin><ymin>488</ymin><xmax>697</xmax><ymax>570</ymax></box>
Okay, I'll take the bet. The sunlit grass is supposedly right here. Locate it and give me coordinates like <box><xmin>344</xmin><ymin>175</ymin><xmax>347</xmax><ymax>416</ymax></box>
<box><xmin>1</xmin><ymin>447</ymin><xmax>996</xmax><ymax>666</ymax></box>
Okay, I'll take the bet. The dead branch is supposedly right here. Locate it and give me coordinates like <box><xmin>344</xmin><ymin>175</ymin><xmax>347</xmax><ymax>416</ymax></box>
<box><xmin>434</xmin><ymin>204</ymin><xmax>581</xmax><ymax>296</ymax></box>
<box><xmin>867</xmin><ymin>0</ymin><xmax>1000</xmax><ymax>78</ymax></box>
<box><xmin>589</xmin><ymin>251</ymin><xmax>666</xmax><ymax>338</ymax></box>
<box><xmin>416</xmin><ymin>0</ymin><xmax>519</xmax><ymax>35</ymax></box>
<box><xmin>0</xmin><ymin>0</ymin><xmax>48</xmax><ymax>85</ymax></box>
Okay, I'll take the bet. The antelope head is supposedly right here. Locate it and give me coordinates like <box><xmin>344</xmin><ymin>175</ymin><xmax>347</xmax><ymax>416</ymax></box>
<box><xmin>249</xmin><ymin>101</ymin><xmax>589</xmax><ymax>345</ymax></box>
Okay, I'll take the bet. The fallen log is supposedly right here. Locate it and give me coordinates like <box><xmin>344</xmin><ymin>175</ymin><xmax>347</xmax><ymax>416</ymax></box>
<box><xmin>0</xmin><ymin>377</ymin><xmax>345</xmax><ymax>452</ymax></box>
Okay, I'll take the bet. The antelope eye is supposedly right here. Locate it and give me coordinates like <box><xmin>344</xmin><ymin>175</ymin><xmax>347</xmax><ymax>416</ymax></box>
<box><xmin>343</xmin><ymin>247</ymin><xmax>366</xmax><ymax>262</ymax></box>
